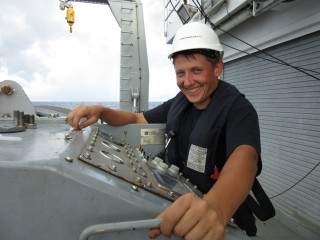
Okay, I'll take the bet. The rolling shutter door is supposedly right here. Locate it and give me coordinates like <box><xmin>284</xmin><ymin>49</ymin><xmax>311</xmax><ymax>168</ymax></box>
<box><xmin>223</xmin><ymin>31</ymin><xmax>320</xmax><ymax>236</ymax></box>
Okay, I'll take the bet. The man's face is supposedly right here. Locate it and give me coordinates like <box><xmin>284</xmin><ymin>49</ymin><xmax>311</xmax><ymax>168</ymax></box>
<box><xmin>174</xmin><ymin>54</ymin><xmax>223</xmax><ymax>109</ymax></box>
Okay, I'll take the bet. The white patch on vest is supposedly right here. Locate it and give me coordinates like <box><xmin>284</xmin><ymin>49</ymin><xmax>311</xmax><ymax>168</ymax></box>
<box><xmin>187</xmin><ymin>144</ymin><xmax>207</xmax><ymax>173</ymax></box>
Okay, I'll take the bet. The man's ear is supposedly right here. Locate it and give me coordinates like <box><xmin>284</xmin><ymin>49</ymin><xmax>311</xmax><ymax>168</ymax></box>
<box><xmin>215</xmin><ymin>61</ymin><xmax>224</xmax><ymax>77</ymax></box>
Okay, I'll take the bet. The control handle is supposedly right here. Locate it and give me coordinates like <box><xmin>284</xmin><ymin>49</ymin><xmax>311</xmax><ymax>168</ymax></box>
<box><xmin>79</xmin><ymin>218</ymin><xmax>162</xmax><ymax>240</ymax></box>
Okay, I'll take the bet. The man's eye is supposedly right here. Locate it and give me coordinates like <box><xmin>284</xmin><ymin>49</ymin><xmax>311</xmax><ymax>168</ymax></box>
<box><xmin>176</xmin><ymin>72</ymin><xmax>184</xmax><ymax>77</ymax></box>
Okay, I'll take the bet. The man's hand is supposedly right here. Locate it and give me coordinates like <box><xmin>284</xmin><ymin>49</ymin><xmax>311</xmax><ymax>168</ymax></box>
<box><xmin>148</xmin><ymin>193</ymin><xmax>226</xmax><ymax>240</ymax></box>
<box><xmin>66</xmin><ymin>105</ymin><xmax>103</xmax><ymax>129</ymax></box>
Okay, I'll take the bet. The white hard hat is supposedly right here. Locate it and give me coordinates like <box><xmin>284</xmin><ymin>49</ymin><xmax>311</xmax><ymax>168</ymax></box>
<box><xmin>168</xmin><ymin>22</ymin><xmax>224</xmax><ymax>59</ymax></box>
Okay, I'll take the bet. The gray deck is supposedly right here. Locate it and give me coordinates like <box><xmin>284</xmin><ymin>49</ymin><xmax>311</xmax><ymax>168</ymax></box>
<box><xmin>0</xmin><ymin>116</ymin><xmax>316</xmax><ymax>240</ymax></box>
<box><xmin>254</xmin><ymin>218</ymin><xmax>306</xmax><ymax>240</ymax></box>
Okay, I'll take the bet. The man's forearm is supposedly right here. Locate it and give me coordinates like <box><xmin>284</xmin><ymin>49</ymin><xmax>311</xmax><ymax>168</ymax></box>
<box><xmin>203</xmin><ymin>145</ymin><xmax>258</xmax><ymax>225</ymax></box>
<box><xmin>100</xmin><ymin>107</ymin><xmax>147</xmax><ymax>126</ymax></box>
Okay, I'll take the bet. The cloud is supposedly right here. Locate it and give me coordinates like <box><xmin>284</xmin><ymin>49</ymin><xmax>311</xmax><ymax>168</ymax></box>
<box><xmin>0</xmin><ymin>0</ymin><xmax>177</xmax><ymax>102</ymax></box>
<box><xmin>142</xmin><ymin>0</ymin><xmax>179</xmax><ymax>101</ymax></box>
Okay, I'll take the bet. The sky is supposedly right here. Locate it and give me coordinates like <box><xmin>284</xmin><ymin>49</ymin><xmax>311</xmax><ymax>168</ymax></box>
<box><xmin>0</xmin><ymin>0</ymin><xmax>179</xmax><ymax>102</ymax></box>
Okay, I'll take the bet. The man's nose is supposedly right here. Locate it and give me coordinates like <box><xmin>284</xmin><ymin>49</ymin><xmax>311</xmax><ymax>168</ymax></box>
<box><xmin>183</xmin><ymin>72</ymin><xmax>193</xmax><ymax>87</ymax></box>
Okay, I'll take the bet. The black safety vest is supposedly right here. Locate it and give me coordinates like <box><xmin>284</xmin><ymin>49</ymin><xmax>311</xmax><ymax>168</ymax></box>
<box><xmin>165</xmin><ymin>80</ymin><xmax>242</xmax><ymax>193</ymax></box>
<box><xmin>165</xmin><ymin>80</ymin><xmax>275</xmax><ymax>236</ymax></box>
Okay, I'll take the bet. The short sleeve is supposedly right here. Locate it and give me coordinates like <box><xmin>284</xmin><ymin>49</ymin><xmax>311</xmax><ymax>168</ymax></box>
<box><xmin>143</xmin><ymin>98</ymin><xmax>175</xmax><ymax>123</ymax></box>
<box><xmin>225</xmin><ymin>97</ymin><xmax>262</xmax><ymax>175</ymax></box>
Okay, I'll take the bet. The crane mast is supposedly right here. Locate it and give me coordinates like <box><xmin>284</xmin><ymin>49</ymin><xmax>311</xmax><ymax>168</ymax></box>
<box><xmin>60</xmin><ymin>0</ymin><xmax>149</xmax><ymax>112</ymax></box>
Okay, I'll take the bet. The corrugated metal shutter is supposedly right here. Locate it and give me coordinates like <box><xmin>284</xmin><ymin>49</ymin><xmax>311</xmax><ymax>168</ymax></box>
<box><xmin>223</xmin><ymin>31</ymin><xmax>320</xmax><ymax>237</ymax></box>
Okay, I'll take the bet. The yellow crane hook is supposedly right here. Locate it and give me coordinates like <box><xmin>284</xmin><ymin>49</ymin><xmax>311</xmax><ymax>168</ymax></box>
<box><xmin>66</xmin><ymin>6</ymin><xmax>75</xmax><ymax>33</ymax></box>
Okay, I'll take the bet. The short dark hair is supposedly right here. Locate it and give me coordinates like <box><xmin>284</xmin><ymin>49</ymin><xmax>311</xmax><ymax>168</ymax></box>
<box><xmin>172</xmin><ymin>49</ymin><xmax>220</xmax><ymax>67</ymax></box>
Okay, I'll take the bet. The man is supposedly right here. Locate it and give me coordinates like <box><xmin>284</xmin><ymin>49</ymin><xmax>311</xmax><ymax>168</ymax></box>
<box><xmin>67</xmin><ymin>22</ymin><xmax>261</xmax><ymax>240</ymax></box>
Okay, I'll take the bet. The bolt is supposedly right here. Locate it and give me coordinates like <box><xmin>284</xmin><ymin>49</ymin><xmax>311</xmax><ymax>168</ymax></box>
<box><xmin>65</xmin><ymin>156</ymin><xmax>73</xmax><ymax>162</ymax></box>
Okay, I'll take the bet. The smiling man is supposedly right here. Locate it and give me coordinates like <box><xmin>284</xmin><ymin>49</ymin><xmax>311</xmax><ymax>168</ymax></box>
<box><xmin>67</xmin><ymin>22</ymin><xmax>262</xmax><ymax>239</ymax></box>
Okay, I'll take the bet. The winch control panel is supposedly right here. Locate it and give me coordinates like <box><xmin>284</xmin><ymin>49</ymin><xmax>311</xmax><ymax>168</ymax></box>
<box><xmin>78</xmin><ymin>127</ymin><xmax>203</xmax><ymax>201</ymax></box>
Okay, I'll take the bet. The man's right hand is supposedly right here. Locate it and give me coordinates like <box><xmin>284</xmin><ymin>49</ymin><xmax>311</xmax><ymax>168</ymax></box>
<box><xmin>66</xmin><ymin>105</ymin><xmax>104</xmax><ymax>129</ymax></box>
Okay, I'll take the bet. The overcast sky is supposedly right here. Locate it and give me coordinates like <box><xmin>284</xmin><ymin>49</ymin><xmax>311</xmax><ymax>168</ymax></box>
<box><xmin>0</xmin><ymin>0</ymin><xmax>178</xmax><ymax>102</ymax></box>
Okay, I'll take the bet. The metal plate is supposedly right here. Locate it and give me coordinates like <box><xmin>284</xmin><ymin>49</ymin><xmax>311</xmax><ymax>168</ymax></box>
<box><xmin>140</xmin><ymin>128</ymin><xmax>165</xmax><ymax>145</ymax></box>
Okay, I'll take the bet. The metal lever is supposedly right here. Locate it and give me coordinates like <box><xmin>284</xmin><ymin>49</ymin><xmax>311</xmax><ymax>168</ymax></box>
<box><xmin>164</xmin><ymin>130</ymin><xmax>176</xmax><ymax>149</ymax></box>
<box><xmin>156</xmin><ymin>130</ymin><xmax>176</xmax><ymax>164</ymax></box>
<box><xmin>79</xmin><ymin>218</ymin><xmax>162</xmax><ymax>240</ymax></box>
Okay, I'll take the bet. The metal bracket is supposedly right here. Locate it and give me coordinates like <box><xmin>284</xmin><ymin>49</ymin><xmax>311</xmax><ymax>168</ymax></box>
<box><xmin>131</xmin><ymin>88</ymin><xmax>140</xmax><ymax>113</ymax></box>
